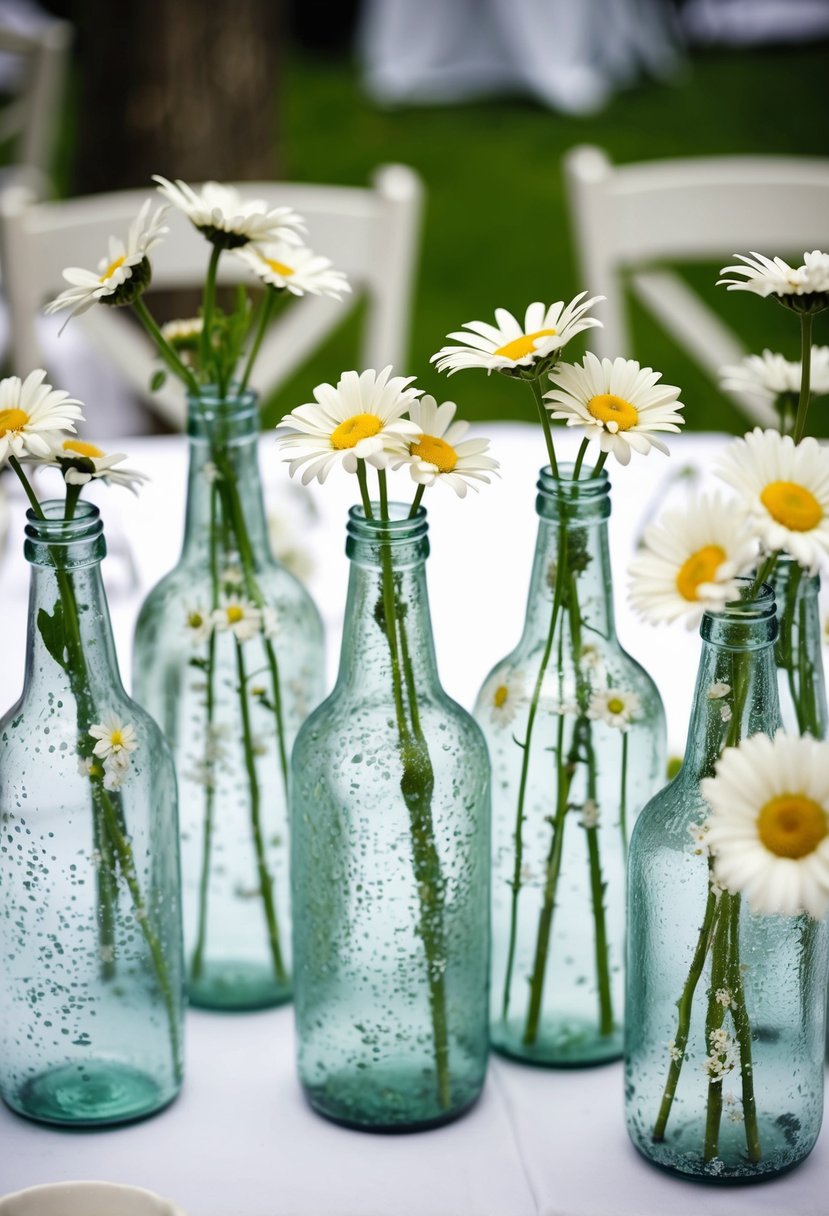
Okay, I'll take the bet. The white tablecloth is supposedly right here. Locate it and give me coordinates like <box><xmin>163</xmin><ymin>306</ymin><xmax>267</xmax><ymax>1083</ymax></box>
<box><xmin>1</xmin><ymin>425</ymin><xmax>826</xmax><ymax>1215</ymax></box>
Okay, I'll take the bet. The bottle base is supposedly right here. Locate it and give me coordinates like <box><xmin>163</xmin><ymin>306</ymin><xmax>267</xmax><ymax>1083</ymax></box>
<box><xmin>187</xmin><ymin>958</ymin><xmax>292</xmax><ymax>1011</ymax></box>
<box><xmin>301</xmin><ymin>1061</ymin><xmax>485</xmax><ymax>1132</ymax></box>
<box><xmin>627</xmin><ymin>1119</ymin><xmax>818</xmax><ymax>1183</ymax></box>
<box><xmin>6</xmin><ymin>1061</ymin><xmax>179</xmax><ymax>1127</ymax></box>
<box><xmin>491</xmin><ymin>1014</ymin><xmax>622</xmax><ymax>1067</ymax></box>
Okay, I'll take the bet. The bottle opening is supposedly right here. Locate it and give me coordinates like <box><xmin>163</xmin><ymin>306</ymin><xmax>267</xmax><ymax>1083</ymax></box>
<box><xmin>537</xmin><ymin>463</ymin><xmax>611</xmax><ymax>520</ymax></box>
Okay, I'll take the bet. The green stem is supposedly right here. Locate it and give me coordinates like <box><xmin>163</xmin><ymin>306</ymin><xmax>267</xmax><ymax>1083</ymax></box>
<box><xmin>378</xmin><ymin>467</ymin><xmax>390</xmax><ymax>521</ymax></box>
<box><xmin>239</xmin><ymin>288</ymin><xmax>277</xmax><ymax>392</ymax></box>
<box><xmin>793</xmin><ymin>313</ymin><xmax>813</xmax><ymax>445</ymax></box>
<box><xmin>582</xmin><ymin>718</ymin><xmax>614</xmax><ymax>1036</ymax></box>
<box><xmin>408</xmin><ymin>484</ymin><xmax>426</xmax><ymax>519</ymax></box>
<box><xmin>750</xmin><ymin>551</ymin><xmax>779</xmax><ymax>599</ymax></box>
<box><xmin>703</xmin><ymin>900</ymin><xmax>730</xmax><ymax>1161</ymax></box>
<box><xmin>356</xmin><ymin>460</ymin><xmax>374</xmax><ymax>520</ymax></box>
<box><xmin>619</xmin><ymin>731</ymin><xmax>629</xmax><ymax>866</ymax></box>
<box><xmin>726</xmin><ymin>893</ymin><xmax>761</xmax><ymax>1162</ymax></box>
<box><xmin>653</xmin><ymin>887</ymin><xmax>721</xmax><ymax>1141</ymax></box>
<box><xmin>591</xmin><ymin>451</ymin><xmax>609</xmax><ymax>479</ymax></box>
<box><xmin>200</xmin><ymin>244</ymin><xmax>222</xmax><ymax>382</ymax></box>
<box><xmin>8</xmin><ymin>456</ymin><xmax>45</xmax><ymax>517</ymax></box>
<box><xmin>234</xmin><ymin>638</ymin><xmax>287</xmax><ymax>984</ymax></box>
<box><xmin>528</xmin><ymin>377</ymin><xmax>558</xmax><ymax>478</ymax></box>
<box><xmin>132</xmin><ymin>297</ymin><xmax>199</xmax><ymax>393</ymax></box>
<box><xmin>571</xmin><ymin>438</ymin><xmax>590</xmax><ymax>482</ymax></box>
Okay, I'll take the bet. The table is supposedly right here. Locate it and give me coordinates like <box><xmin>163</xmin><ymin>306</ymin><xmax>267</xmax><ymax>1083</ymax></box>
<box><xmin>1</xmin><ymin>425</ymin><xmax>827</xmax><ymax>1215</ymax></box>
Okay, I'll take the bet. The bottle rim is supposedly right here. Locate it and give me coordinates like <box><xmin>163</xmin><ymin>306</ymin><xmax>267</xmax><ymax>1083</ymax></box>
<box><xmin>537</xmin><ymin>462</ymin><xmax>611</xmax><ymax>499</ymax></box>
<box><xmin>25</xmin><ymin>499</ymin><xmax>103</xmax><ymax>544</ymax></box>
<box><xmin>346</xmin><ymin>502</ymin><xmax>428</xmax><ymax>544</ymax></box>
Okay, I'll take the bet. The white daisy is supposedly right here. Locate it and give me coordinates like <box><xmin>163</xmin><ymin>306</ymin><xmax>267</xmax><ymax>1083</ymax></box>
<box><xmin>160</xmin><ymin>316</ymin><xmax>203</xmax><ymax>366</ymax></box>
<box><xmin>718</xmin><ymin>250</ymin><xmax>829</xmax><ymax>310</ymax></box>
<box><xmin>715</xmin><ymin>428</ymin><xmax>829</xmax><ymax>573</ymax></box>
<box><xmin>89</xmin><ymin>716</ymin><xmax>138</xmax><ymax>761</ymax></box>
<box><xmin>480</xmin><ymin>672</ymin><xmax>525</xmax><ymax>728</ymax></box>
<box><xmin>102</xmin><ymin>749</ymin><xmax>131</xmax><ymax>792</ymax></box>
<box><xmin>587</xmin><ymin>687</ymin><xmax>641</xmax><ymax>731</ymax></box>
<box><xmin>707</xmin><ymin>682</ymin><xmax>731</xmax><ymax>700</ymax></box>
<box><xmin>628</xmin><ymin>492</ymin><xmax>758</xmax><ymax>627</ymax></box>
<box><xmin>275</xmin><ymin>366</ymin><xmax>421</xmax><ymax>485</ymax></box>
<box><xmin>44</xmin><ymin>200</ymin><xmax>168</xmax><ymax>325</ymax></box>
<box><xmin>184</xmin><ymin>605</ymin><xmax>214</xmax><ymax>647</ymax></box>
<box><xmin>430</xmin><ymin>293</ymin><xmax>603</xmax><ymax>377</ymax></box>
<box><xmin>36</xmin><ymin>438</ymin><xmax>148</xmax><ymax>493</ymax></box>
<box><xmin>213</xmin><ymin>598</ymin><xmax>262</xmax><ymax>643</ymax></box>
<box><xmin>702</xmin><ymin>731</ymin><xmax>829</xmax><ymax>920</ymax></box>
<box><xmin>153</xmin><ymin>176</ymin><xmax>304</xmax><ymax>249</ymax></box>
<box><xmin>235</xmin><ymin>240</ymin><xmax>350</xmax><ymax>299</ymax></box>
<box><xmin>390</xmin><ymin>395</ymin><xmax>499</xmax><ymax>497</ymax></box>
<box><xmin>579</xmin><ymin>799</ymin><xmax>600</xmax><ymax>829</ymax></box>
<box><xmin>0</xmin><ymin>370</ymin><xmax>84</xmax><ymax>467</ymax></box>
<box><xmin>544</xmin><ymin>353</ymin><xmax>685</xmax><ymax>466</ymax></box>
<box><xmin>720</xmin><ymin>347</ymin><xmax>829</xmax><ymax>406</ymax></box>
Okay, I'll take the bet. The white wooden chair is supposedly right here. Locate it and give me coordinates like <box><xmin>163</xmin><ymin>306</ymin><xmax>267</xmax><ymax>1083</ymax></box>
<box><xmin>0</xmin><ymin>164</ymin><xmax>424</xmax><ymax>428</ymax></box>
<box><xmin>564</xmin><ymin>145</ymin><xmax>829</xmax><ymax>426</ymax></box>
<box><xmin>0</xmin><ymin>16</ymin><xmax>72</xmax><ymax>191</ymax></box>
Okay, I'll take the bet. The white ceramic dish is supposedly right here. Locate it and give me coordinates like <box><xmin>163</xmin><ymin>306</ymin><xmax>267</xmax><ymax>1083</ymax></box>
<box><xmin>0</xmin><ymin>1181</ymin><xmax>187</xmax><ymax>1216</ymax></box>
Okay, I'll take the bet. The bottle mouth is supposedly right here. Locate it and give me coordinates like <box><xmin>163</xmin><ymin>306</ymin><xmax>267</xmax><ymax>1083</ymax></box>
<box><xmin>708</xmin><ymin>578</ymin><xmax>776</xmax><ymax>621</ymax></box>
<box><xmin>701</xmin><ymin>578</ymin><xmax>778</xmax><ymax>647</ymax></box>
<box><xmin>25</xmin><ymin>499</ymin><xmax>103</xmax><ymax>544</ymax></box>
<box><xmin>347</xmin><ymin>502</ymin><xmax>428</xmax><ymax>541</ymax></box>
<box><xmin>187</xmin><ymin>384</ymin><xmax>259</xmax><ymax>431</ymax></box>
<box><xmin>537</xmin><ymin>463</ymin><xmax>611</xmax><ymax>520</ymax></box>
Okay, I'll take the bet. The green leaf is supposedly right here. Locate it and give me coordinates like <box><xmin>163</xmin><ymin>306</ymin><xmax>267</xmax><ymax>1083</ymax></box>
<box><xmin>150</xmin><ymin>369</ymin><xmax>167</xmax><ymax>392</ymax></box>
<box><xmin>37</xmin><ymin>601</ymin><xmax>68</xmax><ymax>670</ymax></box>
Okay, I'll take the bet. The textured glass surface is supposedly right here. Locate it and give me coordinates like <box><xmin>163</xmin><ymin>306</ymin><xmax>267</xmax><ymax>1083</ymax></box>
<box><xmin>772</xmin><ymin>557</ymin><xmax>827</xmax><ymax>740</ymax></box>
<box><xmin>0</xmin><ymin>504</ymin><xmax>184</xmax><ymax>1126</ymax></box>
<box><xmin>478</xmin><ymin>468</ymin><xmax>665</xmax><ymax>1065</ymax></box>
<box><xmin>291</xmin><ymin>506</ymin><xmax>490</xmax><ymax>1130</ymax></box>
<box><xmin>133</xmin><ymin>388</ymin><xmax>324</xmax><ymax>1010</ymax></box>
<box><xmin>625</xmin><ymin>586</ymin><xmax>828</xmax><ymax>1180</ymax></box>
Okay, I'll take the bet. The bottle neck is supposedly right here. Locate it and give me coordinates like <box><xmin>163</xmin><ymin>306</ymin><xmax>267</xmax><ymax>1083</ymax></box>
<box><xmin>520</xmin><ymin>465</ymin><xmax>616</xmax><ymax>648</ymax></box>
<box><xmin>334</xmin><ymin>506</ymin><xmax>441</xmax><ymax>697</ymax></box>
<box><xmin>22</xmin><ymin>502</ymin><xmax>124</xmax><ymax>705</ymax></box>
<box><xmin>681</xmin><ymin>582</ymin><xmax>780</xmax><ymax>784</ymax></box>
<box><xmin>180</xmin><ymin>387</ymin><xmax>270</xmax><ymax>565</ymax></box>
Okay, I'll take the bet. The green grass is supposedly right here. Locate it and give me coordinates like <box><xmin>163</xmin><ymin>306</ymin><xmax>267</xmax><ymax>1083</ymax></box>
<box><xmin>263</xmin><ymin>40</ymin><xmax>829</xmax><ymax>433</ymax></box>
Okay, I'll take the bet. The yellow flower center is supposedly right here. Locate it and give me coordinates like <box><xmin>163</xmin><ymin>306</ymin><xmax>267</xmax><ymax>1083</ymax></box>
<box><xmin>226</xmin><ymin>605</ymin><xmax>245</xmax><ymax>624</ymax></box>
<box><xmin>187</xmin><ymin>611</ymin><xmax>204</xmax><ymax>629</ymax></box>
<box><xmin>265</xmin><ymin>257</ymin><xmax>294</xmax><ymax>277</ymax></box>
<box><xmin>110</xmin><ymin>730</ymin><xmax>123</xmax><ymax>748</ymax></box>
<box><xmin>63</xmin><ymin>439</ymin><xmax>105</xmax><ymax>458</ymax></box>
<box><xmin>0</xmin><ymin>407</ymin><xmax>29</xmax><ymax>436</ymax></box>
<box><xmin>757</xmin><ymin>793</ymin><xmax>827</xmax><ymax>859</ymax></box>
<box><xmin>331</xmin><ymin>413</ymin><xmax>383</xmax><ymax>450</ymax></box>
<box><xmin>586</xmin><ymin>393</ymin><xmax>639</xmax><ymax>430</ymax></box>
<box><xmin>760</xmin><ymin>480</ymin><xmax>822</xmax><ymax>532</ymax></box>
<box><xmin>493</xmin><ymin>685</ymin><xmax>509</xmax><ymax>709</ymax></box>
<box><xmin>100</xmin><ymin>254</ymin><xmax>126</xmax><ymax>282</ymax></box>
<box><xmin>607</xmin><ymin>697</ymin><xmax>625</xmax><ymax>715</ymax></box>
<box><xmin>494</xmin><ymin>328</ymin><xmax>557</xmax><ymax>361</ymax></box>
<box><xmin>411</xmin><ymin>433</ymin><xmax>458</xmax><ymax>473</ymax></box>
<box><xmin>675</xmin><ymin>545</ymin><xmax>726</xmax><ymax>602</ymax></box>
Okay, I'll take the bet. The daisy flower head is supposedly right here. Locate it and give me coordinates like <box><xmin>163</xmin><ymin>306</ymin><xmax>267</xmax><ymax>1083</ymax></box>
<box><xmin>213</xmin><ymin>597</ymin><xmax>263</xmax><ymax>643</ymax></box>
<box><xmin>390</xmin><ymin>395</ymin><xmax>499</xmax><ymax>497</ymax></box>
<box><xmin>702</xmin><ymin>731</ymin><xmax>829</xmax><ymax>920</ymax></box>
<box><xmin>153</xmin><ymin>176</ymin><xmax>304</xmax><ymax>250</ymax></box>
<box><xmin>235</xmin><ymin>240</ymin><xmax>350</xmax><ymax>300</ymax></box>
<box><xmin>479</xmin><ymin>671</ymin><xmax>525</xmax><ymax>728</ymax></box>
<box><xmin>45</xmin><ymin>199</ymin><xmax>168</xmax><ymax>328</ymax></box>
<box><xmin>275</xmin><ymin>366</ymin><xmax>421</xmax><ymax>485</ymax></box>
<box><xmin>720</xmin><ymin>347</ymin><xmax>829</xmax><ymax>407</ymax></box>
<box><xmin>89</xmin><ymin>716</ymin><xmax>138</xmax><ymax>761</ymax></box>
<box><xmin>0</xmin><ymin>370</ymin><xmax>84</xmax><ymax>467</ymax></box>
<box><xmin>36</xmin><ymin>438</ymin><xmax>148</xmax><ymax>494</ymax></box>
<box><xmin>587</xmin><ymin>687</ymin><xmax>641</xmax><ymax>731</ymax></box>
<box><xmin>430</xmin><ymin>293</ymin><xmax>603</xmax><ymax>379</ymax></box>
<box><xmin>544</xmin><ymin>352</ymin><xmax>685</xmax><ymax>466</ymax></box>
<box><xmin>715</xmin><ymin>428</ymin><xmax>829</xmax><ymax>573</ymax></box>
<box><xmin>718</xmin><ymin>251</ymin><xmax>829</xmax><ymax>314</ymax></box>
<box><xmin>184</xmin><ymin>604</ymin><xmax>214</xmax><ymax>647</ymax></box>
<box><xmin>628</xmin><ymin>492</ymin><xmax>758</xmax><ymax>627</ymax></box>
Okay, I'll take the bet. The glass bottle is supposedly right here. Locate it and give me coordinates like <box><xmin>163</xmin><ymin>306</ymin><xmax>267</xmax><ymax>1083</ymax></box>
<box><xmin>0</xmin><ymin>502</ymin><xmax>184</xmax><ymax>1126</ymax></box>
<box><xmin>625</xmin><ymin>582</ymin><xmax>828</xmax><ymax>1180</ymax></box>
<box><xmin>478</xmin><ymin>465</ymin><xmax>665</xmax><ymax>1065</ymax></box>
<box><xmin>133</xmin><ymin>386</ymin><xmax>324</xmax><ymax>1011</ymax></box>
<box><xmin>772</xmin><ymin>555</ymin><xmax>827</xmax><ymax>739</ymax></box>
<box><xmin>291</xmin><ymin>504</ymin><xmax>490</xmax><ymax>1131</ymax></box>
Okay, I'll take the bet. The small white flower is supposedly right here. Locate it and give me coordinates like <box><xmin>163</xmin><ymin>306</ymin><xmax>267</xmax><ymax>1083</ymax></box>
<box><xmin>720</xmin><ymin>348</ymin><xmax>829</xmax><ymax>406</ymax></box>
<box><xmin>431</xmin><ymin>293</ymin><xmax>603</xmax><ymax>377</ymax></box>
<box><xmin>390</xmin><ymin>395</ymin><xmax>499</xmax><ymax>497</ymax></box>
<box><xmin>579</xmin><ymin>644</ymin><xmax>604</xmax><ymax>673</ymax></box>
<box><xmin>720</xmin><ymin>704</ymin><xmax>733</xmax><ymax>723</ymax></box>
<box><xmin>480</xmin><ymin>673</ymin><xmax>525</xmax><ymax>728</ymax></box>
<box><xmin>235</xmin><ymin>240</ymin><xmax>350</xmax><ymax>299</ymax></box>
<box><xmin>45</xmin><ymin>199</ymin><xmax>168</xmax><ymax>326</ymax></box>
<box><xmin>715</xmin><ymin>428</ymin><xmax>829</xmax><ymax>574</ymax></box>
<box><xmin>718</xmin><ymin>250</ymin><xmax>829</xmax><ymax>306</ymax></box>
<box><xmin>587</xmin><ymin>687</ymin><xmax>641</xmax><ymax>731</ymax></box>
<box><xmin>161</xmin><ymin>316</ymin><xmax>203</xmax><ymax>348</ymax></box>
<box><xmin>703</xmin><ymin>1028</ymin><xmax>735</xmax><ymax>1082</ymax></box>
<box><xmin>34</xmin><ymin>437</ymin><xmax>148</xmax><ymax>494</ymax></box>
<box><xmin>707</xmin><ymin>682</ymin><xmax>731</xmax><ymax>700</ymax></box>
<box><xmin>579</xmin><ymin>799</ymin><xmax>600</xmax><ymax>829</ymax></box>
<box><xmin>628</xmin><ymin>492</ymin><xmax>758</xmax><ymax>627</ymax></box>
<box><xmin>544</xmin><ymin>352</ymin><xmax>685</xmax><ymax>466</ymax></box>
<box><xmin>185</xmin><ymin>605</ymin><xmax>214</xmax><ymax>646</ymax></box>
<box><xmin>213</xmin><ymin>598</ymin><xmax>262</xmax><ymax>642</ymax></box>
<box><xmin>99</xmin><ymin>944</ymin><xmax>115</xmax><ymax>964</ymax></box>
<box><xmin>702</xmin><ymin>731</ymin><xmax>829</xmax><ymax>919</ymax></box>
<box><xmin>715</xmin><ymin>988</ymin><xmax>733</xmax><ymax>1008</ymax></box>
<box><xmin>202</xmin><ymin>460</ymin><xmax>219</xmax><ymax>483</ymax></box>
<box><xmin>688</xmin><ymin>820</ymin><xmax>710</xmax><ymax>856</ymax></box>
<box><xmin>275</xmin><ymin>366</ymin><xmax>421</xmax><ymax>485</ymax></box>
<box><xmin>667</xmin><ymin>1040</ymin><xmax>684</xmax><ymax>1063</ymax></box>
<box><xmin>0</xmin><ymin>370</ymin><xmax>84</xmax><ymax>467</ymax></box>
<box><xmin>89</xmin><ymin>716</ymin><xmax>138</xmax><ymax>761</ymax></box>
<box><xmin>102</xmin><ymin>753</ymin><xmax>130</xmax><ymax>792</ymax></box>
<box><xmin>154</xmin><ymin>176</ymin><xmax>304</xmax><ymax>249</ymax></box>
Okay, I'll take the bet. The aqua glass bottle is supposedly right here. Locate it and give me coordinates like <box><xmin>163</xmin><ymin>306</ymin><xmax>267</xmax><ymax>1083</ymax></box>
<box><xmin>0</xmin><ymin>502</ymin><xmax>184</xmax><ymax>1126</ymax></box>
<box><xmin>772</xmin><ymin>555</ymin><xmax>827</xmax><ymax>739</ymax></box>
<box><xmin>478</xmin><ymin>465</ymin><xmax>665</xmax><ymax>1066</ymax></box>
<box><xmin>291</xmin><ymin>504</ymin><xmax>490</xmax><ymax>1131</ymax></box>
<box><xmin>133</xmin><ymin>386</ymin><xmax>324</xmax><ymax>1011</ymax></box>
<box><xmin>625</xmin><ymin>582</ymin><xmax>828</xmax><ymax>1180</ymax></box>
